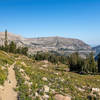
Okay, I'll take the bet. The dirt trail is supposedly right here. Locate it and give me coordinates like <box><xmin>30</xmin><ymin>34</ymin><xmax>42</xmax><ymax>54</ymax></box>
<box><xmin>0</xmin><ymin>62</ymin><xmax>17</xmax><ymax>100</ymax></box>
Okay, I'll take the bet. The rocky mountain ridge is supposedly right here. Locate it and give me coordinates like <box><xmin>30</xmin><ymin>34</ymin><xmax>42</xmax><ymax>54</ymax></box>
<box><xmin>0</xmin><ymin>32</ymin><xmax>93</xmax><ymax>56</ymax></box>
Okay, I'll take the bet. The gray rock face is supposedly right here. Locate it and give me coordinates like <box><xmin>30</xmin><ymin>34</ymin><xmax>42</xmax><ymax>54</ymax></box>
<box><xmin>0</xmin><ymin>32</ymin><xmax>92</xmax><ymax>56</ymax></box>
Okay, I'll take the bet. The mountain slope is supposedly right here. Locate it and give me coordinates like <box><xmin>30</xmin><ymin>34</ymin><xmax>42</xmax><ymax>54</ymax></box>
<box><xmin>25</xmin><ymin>36</ymin><xmax>91</xmax><ymax>50</ymax></box>
<box><xmin>0</xmin><ymin>32</ymin><xmax>92</xmax><ymax>56</ymax></box>
<box><xmin>92</xmin><ymin>45</ymin><xmax>100</xmax><ymax>56</ymax></box>
<box><xmin>0</xmin><ymin>50</ymin><xmax>100</xmax><ymax>99</ymax></box>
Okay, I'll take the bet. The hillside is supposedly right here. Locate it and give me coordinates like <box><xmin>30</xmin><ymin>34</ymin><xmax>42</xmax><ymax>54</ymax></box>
<box><xmin>0</xmin><ymin>32</ymin><xmax>92</xmax><ymax>56</ymax></box>
<box><xmin>0</xmin><ymin>50</ymin><xmax>100</xmax><ymax>100</ymax></box>
<box><xmin>92</xmin><ymin>45</ymin><xmax>100</xmax><ymax>56</ymax></box>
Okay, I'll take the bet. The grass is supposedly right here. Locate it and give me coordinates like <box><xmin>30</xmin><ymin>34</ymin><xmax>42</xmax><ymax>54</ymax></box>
<box><xmin>14</xmin><ymin>55</ymin><xmax>100</xmax><ymax>100</ymax></box>
<box><xmin>0</xmin><ymin>50</ymin><xmax>100</xmax><ymax>99</ymax></box>
<box><xmin>0</xmin><ymin>50</ymin><xmax>14</xmax><ymax>85</ymax></box>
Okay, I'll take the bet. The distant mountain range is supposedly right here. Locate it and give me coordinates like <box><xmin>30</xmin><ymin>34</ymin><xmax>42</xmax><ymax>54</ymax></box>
<box><xmin>0</xmin><ymin>32</ymin><xmax>93</xmax><ymax>57</ymax></box>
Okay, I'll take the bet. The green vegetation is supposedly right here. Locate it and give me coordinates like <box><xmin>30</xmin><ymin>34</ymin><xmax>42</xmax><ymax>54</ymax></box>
<box><xmin>34</xmin><ymin>52</ymin><xmax>68</xmax><ymax>64</ymax></box>
<box><xmin>13</xmin><ymin>55</ymin><xmax>100</xmax><ymax>100</ymax></box>
<box><xmin>0</xmin><ymin>49</ymin><xmax>100</xmax><ymax>99</ymax></box>
<box><xmin>68</xmin><ymin>52</ymin><xmax>97</xmax><ymax>74</ymax></box>
<box><xmin>34</xmin><ymin>52</ymin><xmax>98</xmax><ymax>74</ymax></box>
<box><xmin>98</xmin><ymin>54</ymin><xmax>100</xmax><ymax>73</ymax></box>
<box><xmin>14</xmin><ymin>65</ymin><xmax>32</xmax><ymax>100</ymax></box>
<box><xmin>0</xmin><ymin>50</ymin><xmax>14</xmax><ymax>85</ymax></box>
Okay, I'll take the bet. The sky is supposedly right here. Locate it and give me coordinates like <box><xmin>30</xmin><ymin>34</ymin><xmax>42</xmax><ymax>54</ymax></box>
<box><xmin>0</xmin><ymin>0</ymin><xmax>100</xmax><ymax>46</ymax></box>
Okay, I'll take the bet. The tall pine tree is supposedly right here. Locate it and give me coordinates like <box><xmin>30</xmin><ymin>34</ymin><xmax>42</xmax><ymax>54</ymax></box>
<box><xmin>4</xmin><ymin>30</ymin><xmax>9</xmax><ymax>52</ymax></box>
<box><xmin>4</xmin><ymin>30</ymin><xmax>8</xmax><ymax>47</ymax></box>
<box><xmin>9</xmin><ymin>41</ymin><xmax>16</xmax><ymax>53</ymax></box>
<box><xmin>98</xmin><ymin>54</ymin><xmax>100</xmax><ymax>73</ymax></box>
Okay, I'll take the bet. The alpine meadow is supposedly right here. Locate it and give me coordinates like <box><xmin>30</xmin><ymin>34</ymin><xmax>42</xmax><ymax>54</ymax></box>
<box><xmin>0</xmin><ymin>0</ymin><xmax>100</xmax><ymax>100</ymax></box>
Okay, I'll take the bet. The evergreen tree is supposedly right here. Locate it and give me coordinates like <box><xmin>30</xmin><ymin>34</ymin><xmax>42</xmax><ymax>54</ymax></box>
<box><xmin>82</xmin><ymin>53</ymin><xmax>97</xmax><ymax>73</ymax></box>
<box><xmin>98</xmin><ymin>54</ymin><xmax>100</xmax><ymax>73</ymax></box>
<box><xmin>16</xmin><ymin>47</ymin><xmax>22</xmax><ymax>54</ymax></box>
<box><xmin>4</xmin><ymin>30</ymin><xmax>9</xmax><ymax>52</ymax></box>
<box><xmin>89</xmin><ymin>53</ymin><xmax>97</xmax><ymax>73</ymax></box>
<box><xmin>0</xmin><ymin>30</ymin><xmax>28</xmax><ymax>55</ymax></box>
<box><xmin>9</xmin><ymin>41</ymin><xmax>16</xmax><ymax>53</ymax></box>
<box><xmin>21</xmin><ymin>47</ymin><xmax>28</xmax><ymax>55</ymax></box>
<box><xmin>69</xmin><ymin>52</ymin><xmax>82</xmax><ymax>72</ymax></box>
<box><xmin>4</xmin><ymin>29</ymin><xmax>8</xmax><ymax>47</ymax></box>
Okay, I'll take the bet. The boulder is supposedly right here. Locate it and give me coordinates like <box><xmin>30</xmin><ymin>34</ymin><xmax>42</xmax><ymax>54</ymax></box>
<box><xmin>55</xmin><ymin>94</ymin><xmax>71</xmax><ymax>100</ymax></box>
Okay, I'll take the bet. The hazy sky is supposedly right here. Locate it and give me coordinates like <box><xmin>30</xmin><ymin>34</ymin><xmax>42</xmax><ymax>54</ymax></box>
<box><xmin>0</xmin><ymin>0</ymin><xmax>100</xmax><ymax>46</ymax></box>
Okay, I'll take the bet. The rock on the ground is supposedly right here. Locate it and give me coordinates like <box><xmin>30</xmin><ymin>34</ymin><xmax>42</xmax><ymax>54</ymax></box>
<box><xmin>42</xmin><ymin>77</ymin><xmax>48</xmax><ymax>81</ymax></box>
<box><xmin>92</xmin><ymin>88</ymin><xmax>100</xmax><ymax>92</ymax></box>
<box><xmin>91</xmin><ymin>88</ymin><xmax>100</xmax><ymax>96</ymax></box>
<box><xmin>35</xmin><ymin>92</ymin><xmax>39</xmax><ymax>97</ymax></box>
<box><xmin>55</xmin><ymin>94</ymin><xmax>71</xmax><ymax>100</ymax></box>
<box><xmin>44</xmin><ymin>85</ymin><xmax>49</xmax><ymax>93</ymax></box>
<box><xmin>43</xmin><ymin>94</ymin><xmax>49</xmax><ymax>99</ymax></box>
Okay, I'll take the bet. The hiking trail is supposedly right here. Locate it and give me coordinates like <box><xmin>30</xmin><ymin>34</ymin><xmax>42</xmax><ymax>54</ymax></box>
<box><xmin>0</xmin><ymin>62</ymin><xmax>17</xmax><ymax>100</ymax></box>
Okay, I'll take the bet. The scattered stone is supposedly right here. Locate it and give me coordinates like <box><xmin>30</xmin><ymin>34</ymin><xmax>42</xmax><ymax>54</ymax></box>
<box><xmin>43</xmin><ymin>94</ymin><xmax>49</xmax><ymax>99</ymax></box>
<box><xmin>24</xmin><ymin>74</ymin><xmax>30</xmax><ymax>81</ymax></box>
<box><xmin>42</xmin><ymin>65</ymin><xmax>48</xmax><ymax>68</ymax></box>
<box><xmin>28</xmin><ymin>82</ymin><xmax>33</xmax><ymax>86</ymax></box>
<box><xmin>68</xmin><ymin>76</ymin><xmax>70</xmax><ymax>79</ymax></box>
<box><xmin>35</xmin><ymin>92</ymin><xmax>39</xmax><ymax>97</ymax></box>
<box><xmin>55</xmin><ymin>94</ymin><xmax>71</xmax><ymax>100</ymax></box>
<box><xmin>55</xmin><ymin>73</ymin><xmax>59</xmax><ymax>75</ymax></box>
<box><xmin>19</xmin><ymin>68</ymin><xmax>24</xmax><ymax>73</ymax></box>
<box><xmin>78</xmin><ymin>87</ymin><xmax>85</xmax><ymax>92</ymax></box>
<box><xmin>51</xmin><ymin>89</ymin><xmax>55</xmax><ymax>94</ymax></box>
<box><xmin>92</xmin><ymin>88</ymin><xmax>100</xmax><ymax>92</ymax></box>
<box><xmin>25</xmin><ymin>81</ymin><xmax>32</xmax><ymax>87</ymax></box>
<box><xmin>61</xmin><ymin>78</ymin><xmax>64</xmax><ymax>82</ymax></box>
<box><xmin>48</xmin><ymin>83</ymin><xmax>52</xmax><ymax>86</ymax></box>
<box><xmin>1</xmin><ymin>66</ymin><xmax>6</xmax><ymax>70</ymax></box>
<box><xmin>91</xmin><ymin>88</ymin><xmax>100</xmax><ymax>96</ymax></box>
<box><xmin>75</xmin><ymin>86</ymin><xmax>85</xmax><ymax>92</ymax></box>
<box><xmin>66</xmin><ymin>68</ymin><xmax>70</xmax><ymax>72</ymax></box>
<box><xmin>40</xmin><ymin>67</ymin><xmax>44</xmax><ymax>70</ymax></box>
<box><xmin>44</xmin><ymin>85</ymin><xmax>49</xmax><ymax>93</ymax></box>
<box><xmin>42</xmin><ymin>77</ymin><xmax>48</xmax><ymax>81</ymax></box>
